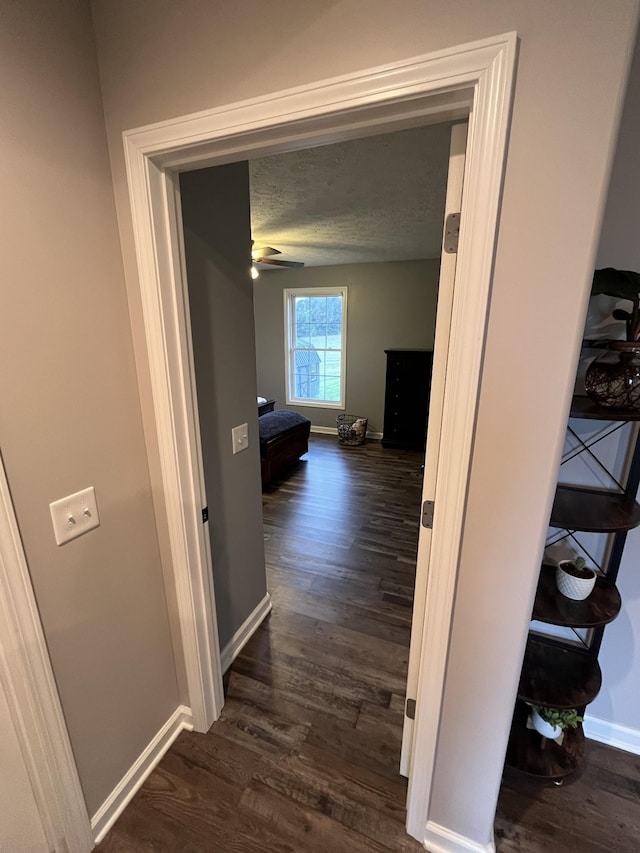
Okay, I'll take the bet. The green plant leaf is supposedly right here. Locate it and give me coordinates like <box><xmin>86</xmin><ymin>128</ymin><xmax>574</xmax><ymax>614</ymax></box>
<box><xmin>530</xmin><ymin>704</ymin><xmax>584</xmax><ymax>730</ymax></box>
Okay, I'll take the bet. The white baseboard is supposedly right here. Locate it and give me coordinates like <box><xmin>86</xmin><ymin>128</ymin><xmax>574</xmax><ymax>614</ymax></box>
<box><xmin>220</xmin><ymin>592</ymin><xmax>272</xmax><ymax>672</ymax></box>
<box><xmin>91</xmin><ymin>704</ymin><xmax>193</xmax><ymax>844</ymax></box>
<box><xmin>310</xmin><ymin>425</ymin><xmax>383</xmax><ymax>439</ymax></box>
<box><xmin>424</xmin><ymin>822</ymin><xmax>495</xmax><ymax>853</ymax></box>
<box><xmin>584</xmin><ymin>715</ymin><xmax>640</xmax><ymax>755</ymax></box>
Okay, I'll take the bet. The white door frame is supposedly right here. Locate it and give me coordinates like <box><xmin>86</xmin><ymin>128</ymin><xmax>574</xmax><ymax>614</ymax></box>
<box><xmin>123</xmin><ymin>32</ymin><xmax>516</xmax><ymax>839</ymax></box>
<box><xmin>0</xmin><ymin>454</ymin><xmax>93</xmax><ymax>853</ymax></box>
<box><xmin>400</xmin><ymin>120</ymin><xmax>468</xmax><ymax>780</ymax></box>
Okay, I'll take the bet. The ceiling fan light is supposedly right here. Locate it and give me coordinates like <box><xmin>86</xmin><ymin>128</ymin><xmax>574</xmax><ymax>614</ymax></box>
<box><xmin>250</xmin><ymin>264</ymin><xmax>259</xmax><ymax>280</ymax></box>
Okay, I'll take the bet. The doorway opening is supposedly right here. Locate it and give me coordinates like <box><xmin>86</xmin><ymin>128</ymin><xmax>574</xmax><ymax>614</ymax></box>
<box><xmin>122</xmin><ymin>33</ymin><xmax>516</xmax><ymax>842</ymax></box>
<box><xmin>180</xmin><ymin>115</ymin><xmax>454</xmax><ymax>788</ymax></box>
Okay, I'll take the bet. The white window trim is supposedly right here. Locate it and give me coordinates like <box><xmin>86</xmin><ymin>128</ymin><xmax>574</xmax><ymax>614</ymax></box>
<box><xmin>283</xmin><ymin>287</ymin><xmax>347</xmax><ymax>410</ymax></box>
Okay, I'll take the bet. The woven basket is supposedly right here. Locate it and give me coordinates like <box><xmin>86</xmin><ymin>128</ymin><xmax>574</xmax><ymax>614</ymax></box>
<box><xmin>336</xmin><ymin>414</ymin><xmax>368</xmax><ymax>446</ymax></box>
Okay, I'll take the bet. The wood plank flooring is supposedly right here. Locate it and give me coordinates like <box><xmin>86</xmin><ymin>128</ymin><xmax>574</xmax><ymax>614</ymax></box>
<box><xmin>97</xmin><ymin>435</ymin><xmax>425</xmax><ymax>852</ymax></box>
<box><xmin>97</xmin><ymin>434</ymin><xmax>640</xmax><ymax>852</ymax></box>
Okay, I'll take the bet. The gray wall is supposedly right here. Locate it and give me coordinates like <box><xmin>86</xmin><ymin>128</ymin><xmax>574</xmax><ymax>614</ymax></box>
<box><xmin>91</xmin><ymin>1</ymin><xmax>639</xmax><ymax>846</ymax></box>
<box><xmin>1</xmin><ymin>0</ymin><xmax>180</xmax><ymax>815</ymax></box>
<box><xmin>584</xmin><ymin>33</ymin><xmax>640</xmax><ymax>734</ymax></box>
<box><xmin>254</xmin><ymin>260</ymin><xmax>440</xmax><ymax>434</ymax></box>
<box><xmin>180</xmin><ymin>165</ymin><xmax>267</xmax><ymax>650</ymax></box>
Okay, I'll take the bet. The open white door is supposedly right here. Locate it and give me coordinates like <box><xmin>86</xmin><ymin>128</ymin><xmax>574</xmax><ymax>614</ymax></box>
<box><xmin>400</xmin><ymin>121</ymin><xmax>468</xmax><ymax>777</ymax></box>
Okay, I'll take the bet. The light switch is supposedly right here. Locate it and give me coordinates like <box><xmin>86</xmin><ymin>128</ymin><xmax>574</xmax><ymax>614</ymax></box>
<box><xmin>49</xmin><ymin>486</ymin><xmax>100</xmax><ymax>546</ymax></box>
<box><xmin>232</xmin><ymin>423</ymin><xmax>249</xmax><ymax>454</ymax></box>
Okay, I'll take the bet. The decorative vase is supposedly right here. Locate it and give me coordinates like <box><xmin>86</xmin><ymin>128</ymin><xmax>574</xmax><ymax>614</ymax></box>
<box><xmin>556</xmin><ymin>560</ymin><xmax>597</xmax><ymax>601</ymax></box>
<box><xmin>531</xmin><ymin>708</ymin><xmax>561</xmax><ymax>740</ymax></box>
<box><xmin>585</xmin><ymin>342</ymin><xmax>640</xmax><ymax>410</ymax></box>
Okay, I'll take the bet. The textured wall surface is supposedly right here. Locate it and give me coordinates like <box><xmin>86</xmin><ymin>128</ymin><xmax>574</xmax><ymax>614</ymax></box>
<box><xmin>253</xmin><ymin>260</ymin><xmax>440</xmax><ymax>433</ymax></box>
<box><xmin>1</xmin><ymin>0</ymin><xmax>180</xmax><ymax>815</ymax></box>
<box><xmin>180</xmin><ymin>164</ymin><xmax>267</xmax><ymax>650</ymax></box>
<box><xmin>90</xmin><ymin>0</ymin><xmax>639</xmax><ymax>845</ymax></box>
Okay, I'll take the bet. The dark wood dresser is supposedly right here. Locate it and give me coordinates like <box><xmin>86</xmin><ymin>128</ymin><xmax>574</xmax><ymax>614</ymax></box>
<box><xmin>381</xmin><ymin>349</ymin><xmax>433</xmax><ymax>450</ymax></box>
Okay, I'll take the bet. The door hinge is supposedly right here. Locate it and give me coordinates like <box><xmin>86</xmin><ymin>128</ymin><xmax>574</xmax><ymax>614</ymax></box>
<box><xmin>443</xmin><ymin>212</ymin><xmax>460</xmax><ymax>254</ymax></box>
<box><xmin>406</xmin><ymin>698</ymin><xmax>416</xmax><ymax>720</ymax></box>
<box><xmin>421</xmin><ymin>500</ymin><xmax>434</xmax><ymax>529</ymax></box>
<box><xmin>202</xmin><ymin>506</ymin><xmax>209</xmax><ymax>523</ymax></box>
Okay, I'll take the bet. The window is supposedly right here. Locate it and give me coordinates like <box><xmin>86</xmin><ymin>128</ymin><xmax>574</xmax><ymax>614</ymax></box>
<box><xmin>284</xmin><ymin>288</ymin><xmax>347</xmax><ymax>408</ymax></box>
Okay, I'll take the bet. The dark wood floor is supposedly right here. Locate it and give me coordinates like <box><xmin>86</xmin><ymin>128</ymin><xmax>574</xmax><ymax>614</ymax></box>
<box><xmin>97</xmin><ymin>435</ymin><xmax>640</xmax><ymax>852</ymax></box>
<box><xmin>98</xmin><ymin>435</ymin><xmax>425</xmax><ymax>852</ymax></box>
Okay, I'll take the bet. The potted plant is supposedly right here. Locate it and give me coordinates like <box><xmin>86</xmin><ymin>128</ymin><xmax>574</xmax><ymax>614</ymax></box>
<box><xmin>585</xmin><ymin>268</ymin><xmax>640</xmax><ymax>409</ymax></box>
<box><xmin>556</xmin><ymin>555</ymin><xmax>597</xmax><ymax>601</ymax></box>
<box><xmin>529</xmin><ymin>704</ymin><xmax>583</xmax><ymax>739</ymax></box>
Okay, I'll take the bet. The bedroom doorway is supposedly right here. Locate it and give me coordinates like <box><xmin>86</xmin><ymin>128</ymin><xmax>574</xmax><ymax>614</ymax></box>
<box><xmin>245</xmin><ymin>120</ymin><xmax>468</xmax><ymax>778</ymax></box>
<box><xmin>124</xmin><ymin>35</ymin><xmax>515</xmax><ymax>841</ymax></box>
<box><xmin>177</xmin><ymin>115</ymin><xmax>468</xmax><ymax>821</ymax></box>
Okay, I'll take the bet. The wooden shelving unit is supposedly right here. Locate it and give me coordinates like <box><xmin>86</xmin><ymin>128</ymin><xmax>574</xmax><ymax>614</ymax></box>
<box><xmin>550</xmin><ymin>485</ymin><xmax>640</xmax><ymax>532</ymax></box>
<box><xmin>532</xmin><ymin>565</ymin><xmax>621</xmax><ymax>628</ymax></box>
<box><xmin>518</xmin><ymin>637</ymin><xmax>602</xmax><ymax>709</ymax></box>
<box><xmin>506</xmin><ymin>701</ymin><xmax>585</xmax><ymax>782</ymax></box>
<box><xmin>506</xmin><ymin>395</ymin><xmax>640</xmax><ymax>784</ymax></box>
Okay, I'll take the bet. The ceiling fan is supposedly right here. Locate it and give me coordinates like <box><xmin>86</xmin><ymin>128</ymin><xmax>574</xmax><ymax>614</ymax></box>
<box><xmin>251</xmin><ymin>244</ymin><xmax>304</xmax><ymax>269</ymax></box>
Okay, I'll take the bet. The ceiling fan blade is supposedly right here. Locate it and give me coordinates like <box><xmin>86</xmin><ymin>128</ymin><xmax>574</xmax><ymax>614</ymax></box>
<box><xmin>251</xmin><ymin>246</ymin><xmax>281</xmax><ymax>259</ymax></box>
<box><xmin>257</xmin><ymin>257</ymin><xmax>305</xmax><ymax>269</ymax></box>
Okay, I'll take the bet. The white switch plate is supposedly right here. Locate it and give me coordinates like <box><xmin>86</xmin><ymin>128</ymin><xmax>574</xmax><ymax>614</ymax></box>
<box><xmin>49</xmin><ymin>486</ymin><xmax>100</xmax><ymax>546</ymax></box>
<box><xmin>232</xmin><ymin>423</ymin><xmax>249</xmax><ymax>454</ymax></box>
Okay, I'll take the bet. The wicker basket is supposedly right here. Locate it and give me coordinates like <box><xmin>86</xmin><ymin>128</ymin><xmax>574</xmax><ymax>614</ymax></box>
<box><xmin>336</xmin><ymin>414</ymin><xmax>368</xmax><ymax>446</ymax></box>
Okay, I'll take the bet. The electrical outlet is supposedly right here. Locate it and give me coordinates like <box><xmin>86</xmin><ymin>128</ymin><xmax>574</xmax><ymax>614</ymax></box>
<box><xmin>49</xmin><ymin>486</ymin><xmax>100</xmax><ymax>545</ymax></box>
<box><xmin>232</xmin><ymin>423</ymin><xmax>249</xmax><ymax>454</ymax></box>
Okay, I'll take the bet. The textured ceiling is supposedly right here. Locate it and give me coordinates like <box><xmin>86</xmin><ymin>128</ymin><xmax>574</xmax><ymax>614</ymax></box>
<box><xmin>249</xmin><ymin>122</ymin><xmax>452</xmax><ymax>268</ymax></box>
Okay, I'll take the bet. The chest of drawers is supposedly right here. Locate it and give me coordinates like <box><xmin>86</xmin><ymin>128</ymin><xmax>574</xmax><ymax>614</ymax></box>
<box><xmin>381</xmin><ymin>349</ymin><xmax>433</xmax><ymax>451</ymax></box>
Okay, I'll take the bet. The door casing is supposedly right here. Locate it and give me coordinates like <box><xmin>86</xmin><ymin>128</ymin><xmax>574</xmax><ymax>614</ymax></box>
<box><xmin>122</xmin><ymin>31</ymin><xmax>517</xmax><ymax>842</ymax></box>
<box><xmin>0</xmin><ymin>453</ymin><xmax>93</xmax><ymax>852</ymax></box>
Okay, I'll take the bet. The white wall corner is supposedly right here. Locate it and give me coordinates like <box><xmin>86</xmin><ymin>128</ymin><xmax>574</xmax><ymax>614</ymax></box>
<box><xmin>220</xmin><ymin>592</ymin><xmax>272</xmax><ymax>672</ymax></box>
<box><xmin>584</xmin><ymin>715</ymin><xmax>640</xmax><ymax>755</ymax></box>
<box><xmin>424</xmin><ymin>821</ymin><xmax>496</xmax><ymax>853</ymax></box>
<box><xmin>91</xmin><ymin>704</ymin><xmax>193</xmax><ymax>844</ymax></box>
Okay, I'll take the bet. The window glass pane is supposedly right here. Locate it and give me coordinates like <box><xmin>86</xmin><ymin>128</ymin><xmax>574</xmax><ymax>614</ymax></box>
<box><xmin>309</xmin><ymin>296</ymin><xmax>328</xmax><ymax>323</ymax></box>
<box><xmin>324</xmin><ymin>351</ymin><xmax>341</xmax><ymax>377</ymax></box>
<box><xmin>287</xmin><ymin>290</ymin><xmax>345</xmax><ymax>405</ymax></box>
<box><xmin>310</xmin><ymin>323</ymin><xmax>327</xmax><ymax>349</ymax></box>
<box><xmin>326</xmin><ymin>296</ymin><xmax>342</xmax><ymax>323</ymax></box>
<box><xmin>295</xmin><ymin>297</ymin><xmax>310</xmax><ymax>324</ymax></box>
<box><xmin>295</xmin><ymin>323</ymin><xmax>311</xmax><ymax>348</ymax></box>
<box><xmin>294</xmin><ymin>371</ymin><xmax>310</xmax><ymax>399</ymax></box>
<box><xmin>327</xmin><ymin>323</ymin><xmax>341</xmax><ymax>347</ymax></box>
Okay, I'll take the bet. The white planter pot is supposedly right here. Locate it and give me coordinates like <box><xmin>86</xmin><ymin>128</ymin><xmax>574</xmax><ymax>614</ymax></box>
<box><xmin>556</xmin><ymin>560</ymin><xmax>596</xmax><ymax>601</ymax></box>
<box><xmin>531</xmin><ymin>708</ymin><xmax>561</xmax><ymax>740</ymax></box>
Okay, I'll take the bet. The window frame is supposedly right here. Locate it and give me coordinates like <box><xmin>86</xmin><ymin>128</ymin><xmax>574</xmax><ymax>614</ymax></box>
<box><xmin>283</xmin><ymin>287</ymin><xmax>347</xmax><ymax>409</ymax></box>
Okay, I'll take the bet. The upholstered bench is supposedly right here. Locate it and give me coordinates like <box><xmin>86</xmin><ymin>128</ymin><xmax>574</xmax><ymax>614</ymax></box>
<box><xmin>258</xmin><ymin>410</ymin><xmax>310</xmax><ymax>486</ymax></box>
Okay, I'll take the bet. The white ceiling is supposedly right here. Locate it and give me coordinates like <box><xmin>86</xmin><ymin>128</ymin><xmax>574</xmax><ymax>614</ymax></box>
<box><xmin>249</xmin><ymin>122</ymin><xmax>452</xmax><ymax>269</ymax></box>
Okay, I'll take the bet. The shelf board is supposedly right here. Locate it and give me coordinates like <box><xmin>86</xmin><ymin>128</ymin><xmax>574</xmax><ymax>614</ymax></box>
<box><xmin>506</xmin><ymin>701</ymin><xmax>585</xmax><ymax>780</ymax></box>
<box><xmin>570</xmin><ymin>394</ymin><xmax>640</xmax><ymax>422</ymax></box>
<box><xmin>533</xmin><ymin>565</ymin><xmax>621</xmax><ymax>628</ymax></box>
<box><xmin>551</xmin><ymin>485</ymin><xmax>640</xmax><ymax>532</ymax></box>
<box><xmin>518</xmin><ymin>636</ymin><xmax>601</xmax><ymax>708</ymax></box>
